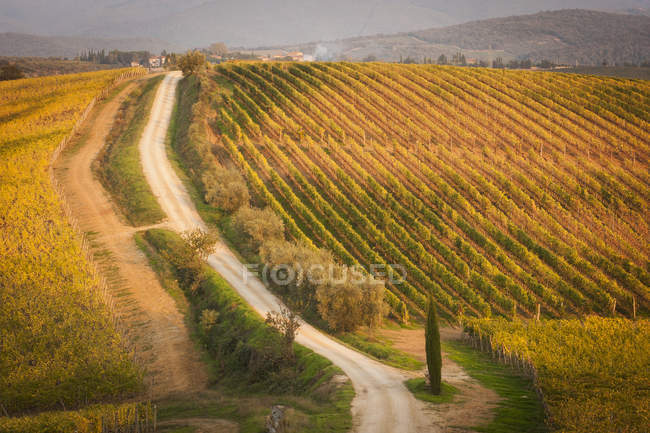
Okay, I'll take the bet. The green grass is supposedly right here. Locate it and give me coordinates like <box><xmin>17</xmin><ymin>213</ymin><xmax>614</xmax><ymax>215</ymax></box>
<box><xmin>133</xmin><ymin>232</ymin><xmax>190</xmax><ymax>315</ymax></box>
<box><xmin>338</xmin><ymin>331</ymin><xmax>424</xmax><ymax>371</ymax></box>
<box><xmin>405</xmin><ymin>378</ymin><xmax>459</xmax><ymax>404</ymax></box>
<box><xmin>95</xmin><ymin>75</ymin><xmax>165</xmax><ymax>226</ymax></box>
<box><xmin>138</xmin><ymin>228</ymin><xmax>353</xmax><ymax>433</ymax></box>
<box><xmin>164</xmin><ymin>91</ymin><xmax>223</xmax><ymax>228</ymax></box>
<box><xmin>442</xmin><ymin>340</ymin><xmax>547</xmax><ymax>433</ymax></box>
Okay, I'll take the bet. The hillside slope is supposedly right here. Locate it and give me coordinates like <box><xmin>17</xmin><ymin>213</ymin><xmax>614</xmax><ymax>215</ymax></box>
<box><xmin>1</xmin><ymin>1</ymin><xmax>649</xmax><ymax>48</ymax></box>
<box><xmin>201</xmin><ymin>62</ymin><xmax>649</xmax><ymax>321</ymax></box>
<box><xmin>281</xmin><ymin>10</ymin><xmax>650</xmax><ymax>65</ymax></box>
<box><xmin>412</xmin><ymin>9</ymin><xmax>650</xmax><ymax>64</ymax></box>
<box><xmin>0</xmin><ymin>69</ymin><xmax>142</xmax><ymax>414</ymax></box>
<box><xmin>0</xmin><ymin>32</ymin><xmax>174</xmax><ymax>58</ymax></box>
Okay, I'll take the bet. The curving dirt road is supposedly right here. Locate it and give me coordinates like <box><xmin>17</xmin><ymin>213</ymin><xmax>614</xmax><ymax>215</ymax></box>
<box><xmin>53</xmin><ymin>78</ymin><xmax>207</xmax><ymax>399</ymax></box>
<box><xmin>140</xmin><ymin>71</ymin><xmax>439</xmax><ymax>433</ymax></box>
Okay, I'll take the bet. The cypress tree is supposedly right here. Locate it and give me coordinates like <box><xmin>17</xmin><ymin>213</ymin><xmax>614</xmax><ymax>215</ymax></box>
<box><xmin>425</xmin><ymin>295</ymin><xmax>442</xmax><ymax>394</ymax></box>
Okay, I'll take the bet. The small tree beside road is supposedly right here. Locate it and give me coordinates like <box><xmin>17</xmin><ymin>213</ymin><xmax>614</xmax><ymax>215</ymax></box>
<box><xmin>426</xmin><ymin>295</ymin><xmax>442</xmax><ymax>394</ymax></box>
<box><xmin>178</xmin><ymin>50</ymin><xmax>206</xmax><ymax>77</ymax></box>
<box><xmin>266</xmin><ymin>307</ymin><xmax>301</xmax><ymax>360</ymax></box>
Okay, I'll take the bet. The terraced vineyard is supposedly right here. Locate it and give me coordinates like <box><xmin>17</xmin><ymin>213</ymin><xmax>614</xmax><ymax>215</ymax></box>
<box><xmin>0</xmin><ymin>70</ymin><xmax>143</xmax><ymax>415</ymax></box>
<box><xmin>206</xmin><ymin>62</ymin><xmax>649</xmax><ymax>321</ymax></box>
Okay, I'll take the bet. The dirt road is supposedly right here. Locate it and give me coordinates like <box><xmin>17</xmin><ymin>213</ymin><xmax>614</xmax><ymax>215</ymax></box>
<box><xmin>53</xmin><ymin>78</ymin><xmax>207</xmax><ymax>398</ymax></box>
<box><xmin>380</xmin><ymin>328</ymin><xmax>500</xmax><ymax>431</ymax></box>
<box><xmin>140</xmin><ymin>72</ymin><xmax>439</xmax><ymax>433</ymax></box>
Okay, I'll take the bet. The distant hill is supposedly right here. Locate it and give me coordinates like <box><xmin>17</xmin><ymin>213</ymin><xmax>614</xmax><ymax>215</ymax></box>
<box><xmin>278</xmin><ymin>9</ymin><xmax>650</xmax><ymax>65</ymax></box>
<box><xmin>0</xmin><ymin>56</ymin><xmax>119</xmax><ymax>78</ymax></box>
<box><xmin>0</xmin><ymin>33</ymin><xmax>176</xmax><ymax>58</ymax></box>
<box><xmin>0</xmin><ymin>0</ymin><xmax>649</xmax><ymax>49</ymax></box>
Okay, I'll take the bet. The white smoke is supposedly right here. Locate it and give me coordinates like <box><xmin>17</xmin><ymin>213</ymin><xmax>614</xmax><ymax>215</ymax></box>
<box><xmin>314</xmin><ymin>44</ymin><xmax>331</xmax><ymax>61</ymax></box>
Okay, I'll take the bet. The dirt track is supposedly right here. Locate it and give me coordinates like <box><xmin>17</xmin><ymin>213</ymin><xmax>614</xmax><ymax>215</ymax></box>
<box><xmin>381</xmin><ymin>328</ymin><xmax>500</xmax><ymax>431</ymax></box>
<box><xmin>140</xmin><ymin>71</ymin><xmax>440</xmax><ymax>433</ymax></box>
<box><xmin>56</xmin><ymin>71</ymin><xmax>501</xmax><ymax>432</ymax></box>
<box><xmin>53</xmin><ymin>79</ymin><xmax>207</xmax><ymax>399</ymax></box>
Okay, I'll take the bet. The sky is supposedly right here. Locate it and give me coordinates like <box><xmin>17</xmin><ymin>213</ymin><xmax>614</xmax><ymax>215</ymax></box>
<box><xmin>1</xmin><ymin>0</ymin><xmax>648</xmax><ymax>48</ymax></box>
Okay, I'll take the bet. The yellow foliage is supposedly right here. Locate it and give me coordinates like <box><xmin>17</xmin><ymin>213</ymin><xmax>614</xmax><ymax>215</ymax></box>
<box><xmin>0</xmin><ymin>70</ymin><xmax>143</xmax><ymax>412</ymax></box>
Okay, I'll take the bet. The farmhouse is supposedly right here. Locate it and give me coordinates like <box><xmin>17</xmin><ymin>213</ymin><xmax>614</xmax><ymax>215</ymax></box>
<box><xmin>148</xmin><ymin>56</ymin><xmax>166</xmax><ymax>68</ymax></box>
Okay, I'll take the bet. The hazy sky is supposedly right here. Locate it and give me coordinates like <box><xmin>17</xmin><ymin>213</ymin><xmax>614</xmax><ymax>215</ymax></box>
<box><xmin>1</xmin><ymin>0</ymin><xmax>648</xmax><ymax>47</ymax></box>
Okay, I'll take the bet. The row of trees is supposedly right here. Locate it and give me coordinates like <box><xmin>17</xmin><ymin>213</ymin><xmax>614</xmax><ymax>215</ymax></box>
<box><xmin>202</xmin><ymin>166</ymin><xmax>387</xmax><ymax>333</ymax></box>
<box><xmin>78</xmin><ymin>49</ymin><xmax>151</xmax><ymax>65</ymax></box>
<box><xmin>394</xmin><ymin>52</ymin><xmax>553</xmax><ymax>69</ymax></box>
<box><xmin>0</xmin><ymin>63</ymin><xmax>24</xmax><ymax>81</ymax></box>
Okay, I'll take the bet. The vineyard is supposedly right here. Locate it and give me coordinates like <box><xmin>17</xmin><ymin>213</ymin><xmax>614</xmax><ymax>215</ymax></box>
<box><xmin>201</xmin><ymin>62</ymin><xmax>649</xmax><ymax>322</ymax></box>
<box><xmin>0</xmin><ymin>70</ymin><xmax>143</xmax><ymax>414</ymax></box>
<box><xmin>463</xmin><ymin>317</ymin><xmax>649</xmax><ymax>432</ymax></box>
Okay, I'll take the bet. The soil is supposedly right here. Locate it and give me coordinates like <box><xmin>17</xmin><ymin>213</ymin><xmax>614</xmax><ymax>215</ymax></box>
<box><xmin>379</xmin><ymin>327</ymin><xmax>501</xmax><ymax>432</ymax></box>
<box><xmin>53</xmin><ymin>79</ymin><xmax>208</xmax><ymax>399</ymax></box>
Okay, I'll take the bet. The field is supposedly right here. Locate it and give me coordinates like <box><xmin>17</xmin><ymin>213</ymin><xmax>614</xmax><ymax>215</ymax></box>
<box><xmin>2</xmin><ymin>59</ymin><xmax>648</xmax><ymax>432</ymax></box>
<box><xmin>0</xmin><ymin>70</ymin><xmax>143</xmax><ymax>414</ymax></box>
<box><xmin>196</xmin><ymin>62</ymin><xmax>649</xmax><ymax>323</ymax></box>
<box><xmin>464</xmin><ymin>317</ymin><xmax>649</xmax><ymax>432</ymax></box>
<box><xmin>0</xmin><ymin>56</ymin><xmax>117</xmax><ymax>78</ymax></box>
<box><xmin>555</xmin><ymin>66</ymin><xmax>650</xmax><ymax>80</ymax></box>
<box><xmin>164</xmin><ymin>62</ymin><xmax>649</xmax><ymax>431</ymax></box>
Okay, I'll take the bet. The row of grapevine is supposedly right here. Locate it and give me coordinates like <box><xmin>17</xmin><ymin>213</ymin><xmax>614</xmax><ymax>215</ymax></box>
<box><xmin>463</xmin><ymin>317</ymin><xmax>649</xmax><ymax>432</ymax></box>
<box><xmin>206</xmin><ymin>62</ymin><xmax>648</xmax><ymax>320</ymax></box>
<box><xmin>1</xmin><ymin>69</ymin><xmax>145</xmax><ymax>413</ymax></box>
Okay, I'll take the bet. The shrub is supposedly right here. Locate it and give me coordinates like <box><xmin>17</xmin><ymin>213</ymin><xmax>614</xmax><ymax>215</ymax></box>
<box><xmin>233</xmin><ymin>206</ymin><xmax>285</xmax><ymax>253</ymax></box>
<box><xmin>163</xmin><ymin>228</ymin><xmax>217</xmax><ymax>291</ymax></box>
<box><xmin>202</xmin><ymin>168</ymin><xmax>250</xmax><ymax>212</ymax></box>
<box><xmin>178</xmin><ymin>50</ymin><xmax>206</xmax><ymax>77</ymax></box>
<box><xmin>316</xmin><ymin>268</ymin><xmax>387</xmax><ymax>332</ymax></box>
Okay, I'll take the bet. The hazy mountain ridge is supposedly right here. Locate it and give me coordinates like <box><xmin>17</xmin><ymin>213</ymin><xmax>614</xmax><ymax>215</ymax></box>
<box><xmin>0</xmin><ymin>33</ymin><xmax>178</xmax><ymax>58</ymax></box>
<box><xmin>0</xmin><ymin>0</ymin><xmax>648</xmax><ymax>48</ymax></box>
<box><xmin>278</xmin><ymin>10</ymin><xmax>650</xmax><ymax>65</ymax></box>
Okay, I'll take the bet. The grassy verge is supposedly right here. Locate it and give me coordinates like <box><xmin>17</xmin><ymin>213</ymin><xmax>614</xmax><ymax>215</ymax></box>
<box><xmin>137</xmin><ymin>228</ymin><xmax>353</xmax><ymax>433</ymax></box>
<box><xmin>94</xmin><ymin>75</ymin><xmax>165</xmax><ymax>226</ymax></box>
<box><xmin>404</xmin><ymin>378</ymin><xmax>459</xmax><ymax>404</ymax></box>
<box><xmin>442</xmin><ymin>340</ymin><xmax>547</xmax><ymax>433</ymax></box>
<box><xmin>338</xmin><ymin>330</ymin><xmax>423</xmax><ymax>370</ymax></box>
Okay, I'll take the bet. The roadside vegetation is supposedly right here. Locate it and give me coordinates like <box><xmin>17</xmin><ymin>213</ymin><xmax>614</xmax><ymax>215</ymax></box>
<box><xmin>337</xmin><ymin>330</ymin><xmax>424</xmax><ymax>370</ymax></box>
<box><xmin>168</xmin><ymin>73</ymin><xmax>389</xmax><ymax>335</ymax></box>
<box><xmin>405</xmin><ymin>379</ymin><xmax>458</xmax><ymax>404</ymax></box>
<box><xmin>444</xmin><ymin>339</ymin><xmax>547</xmax><ymax>433</ymax></box>
<box><xmin>168</xmin><ymin>61</ymin><xmax>648</xmax><ymax>431</ymax></box>
<box><xmin>95</xmin><ymin>75</ymin><xmax>165</xmax><ymax>226</ymax></box>
<box><xmin>137</xmin><ymin>228</ymin><xmax>354</xmax><ymax>432</ymax></box>
<box><xmin>0</xmin><ymin>70</ymin><xmax>145</xmax><ymax>425</ymax></box>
